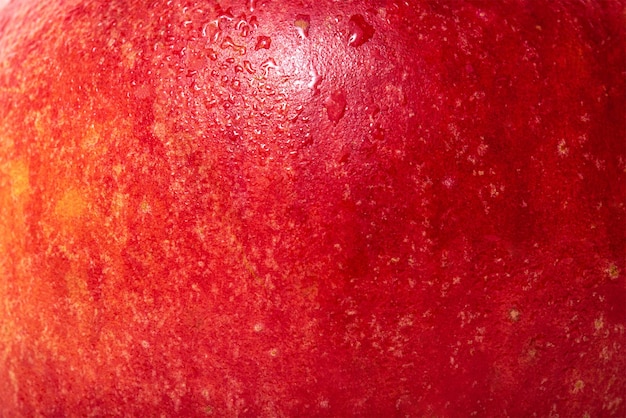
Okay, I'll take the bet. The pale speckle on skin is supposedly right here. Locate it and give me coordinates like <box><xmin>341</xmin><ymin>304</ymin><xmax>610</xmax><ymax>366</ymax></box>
<box><xmin>489</xmin><ymin>183</ymin><xmax>500</xmax><ymax>198</ymax></box>
<box><xmin>442</xmin><ymin>176</ymin><xmax>455</xmax><ymax>189</ymax></box>
<box><xmin>120</xmin><ymin>42</ymin><xmax>138</xmax><ymax>69</ymax></box>
<box><xmin>594</xmin><ymin>317</ymin><xmax>604</xmax><ymax>331</ymax></box>
<box><xmin>604</xmin><ymin>397</ymin><xmax>624</xmax><ymax>414</ymax></box>
<box><xmin>572</xmin><ymin>379</ymin><xmax>585</xmax><ymax>394</ymax></box>
<box><xmin>398</xmin><ymin>314</ymin><xmax>414</xmax><ymax>328</ymax></box>
<box><xmin>139</xmin><ymin>197</ymin><xmax>151</xmax><ymax>215</ymax></box>
<box><xmin>458</xmin><ymin>309</ymin><xmax>480</xmax><ymax>328</ymax></box>
<box><xmin>441</xmin><ymin>281</ymin><xmax>450</xmax><ymax>297</ymax></box>
<box><xmin>605</xmin><ymin>262</ymin><xmax>620</xmax><ymax>280</ymax></box>
<box><xmin>509</xmin><ymin>308</ymin><xmax>520</xmax><ymax>322</ymax></box>
<box><xmin>474</xmin><ymin>327</ymin><xmax>486</xmax><ymax>343</ymax></box>
<box><xmin>557</xmin><ymin>138</ymin><xmax>569</xmax><ymax>157</ymax></box>
<box><xmin>600</xmin><ymin>346</ymin><xmax>611</xmax><ymax>361</ymax></box>
<box><xmin>152</xmin><ymin>121</ymin><xmax>167</xmax><ymax>141</ymax></box>
<box><xmin>477</xmin><ymin>142</ymin><xmax>488</xmax><ymax>156</ymax></box>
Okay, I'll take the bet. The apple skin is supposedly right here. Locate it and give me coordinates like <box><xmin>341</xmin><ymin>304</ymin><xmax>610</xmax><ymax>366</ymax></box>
<box><xmin>0</xmin><ymin>0</ymin><xmax>624</xmax><ymax>416</ymax></box>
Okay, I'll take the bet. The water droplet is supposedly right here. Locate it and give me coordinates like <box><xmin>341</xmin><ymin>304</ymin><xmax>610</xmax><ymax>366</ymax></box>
<box><xmin>369</xmin><ymin>124</ymin><xmax>384</xmax><ymax>141</ymax></box>
<box><xmin>347</xmin><ymin>14</ymin><xmax>374</xmax><ymax>47</ymax></box>
<box><xmin>247</xmin><ymin>0</ymin><xmax>256</xmax><ymax>13</ymax></box>
<box><xmin>248</xmin><ymin>16</ymin><xmax>259</xmax><ymax>30</ymax></box>
<box><xmin>294</xmin><ymin>14</ymin><xmax>310</xmax><ymax>39</ymax></box>
<box><xmin>220</xmin><ymin>36</ymin><xmax>246</xmax><ymax>55</ymax></box>
<box><xmin>308</xmin><ymin>67</ymin><xmax>322</xmax><ymax>93</ymax></box>
<box><xmin>243</xmin><ymin>60</ymin><xmax>255</xmax><ymax>74</ymax></box>
<box><xmin>236</xmin><ymin>14</ymin><xmax>249</xmax><ymax>37</ymax></box>
<box><xmin>324</xmin><ymin>90</ymin><xmax>346</xmax><ymax>123</ymax></box>
<box><xmin>207</xmin><ymin>48</ymin><xmax>217</xmax><ymax>61</ymax></box>
<box><xmin>218</xmin><ymin>7</ymin><xmax>234</xmax><ymax>22</ymax></box>
<box><xmin>260</xmin><ymin>57</ymin><xmax>279</xmax><ymax>77</ymax></box>
<box><xmin>234</xmin><ymin>64</ymin><xmax>244</xmax><ymax>72</ymax></box>
<box><xmin>226</xmin><ymin>57</ymin><xmax>235</xmax><ymax>64</ymax></box>
<box><xmin>202</xmin><ymin>20</ymin><xmax>221</xmax><ymax>43</ymax></box>
<box><xmin>288</xmin><ymin>105</ymin><xmax>304</xmax><ymax>122</ymax></box>
<box><xmin>254</xmin><ymin>35</ymin><xmax>272</xmax><ymax>51</ymax></box>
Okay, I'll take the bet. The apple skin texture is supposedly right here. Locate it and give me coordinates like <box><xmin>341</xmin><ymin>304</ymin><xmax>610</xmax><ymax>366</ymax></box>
<box><xmin>0</xmin><ymin>0</ymin><xmax>624</xmax><ymax>416</ymax></box>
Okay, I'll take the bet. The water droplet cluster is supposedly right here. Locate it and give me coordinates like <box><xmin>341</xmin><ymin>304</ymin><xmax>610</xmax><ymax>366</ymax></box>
<box><xmin>138</xmin><ymin>2</ymin><xmax>384</xmax><ymax>153</ymax></box>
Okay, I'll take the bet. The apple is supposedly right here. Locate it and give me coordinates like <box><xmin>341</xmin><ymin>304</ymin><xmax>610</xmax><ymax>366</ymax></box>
<box><xmin>0</xmin><ymin>0</ymin><xmax>624</xmax><ymax>416</ymax></box>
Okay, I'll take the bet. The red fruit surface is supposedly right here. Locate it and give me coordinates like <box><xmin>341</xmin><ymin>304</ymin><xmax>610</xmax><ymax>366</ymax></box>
<box><xmin>0</xmin><ymin>0</ymin><xmax>624</xmax><ymax>416</ymax></box>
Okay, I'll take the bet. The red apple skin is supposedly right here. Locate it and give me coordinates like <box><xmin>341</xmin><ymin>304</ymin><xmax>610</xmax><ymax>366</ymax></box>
<box><xmin>0</xmin><ymin>0</ymin><xmax>624</xmax><ymax>416</ymax></box>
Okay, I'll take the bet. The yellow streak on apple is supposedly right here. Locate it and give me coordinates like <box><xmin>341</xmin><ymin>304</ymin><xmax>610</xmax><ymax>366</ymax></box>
<box><xmin>55</xmin><ymin>188</ymin><xmax>87</xmax><ymax>220</ymax></box>
<box><xmin>7</xmin><ymin>159</ymin><xmax>29</xmax><ymax>199</ymax></box>
<box><xmin>0</xmin><ymin>156</ymin><xmax>32</xmax><ymax>396</ymax></box>
<box><xmin>65</xmin><ymin>262</ymin><xmax>95</xmax><ymax>337</ymax></box>
<box><xmin>0</xmin><ymin>157</ymin><xmax>30</xmax><ymax>274</ymax></box>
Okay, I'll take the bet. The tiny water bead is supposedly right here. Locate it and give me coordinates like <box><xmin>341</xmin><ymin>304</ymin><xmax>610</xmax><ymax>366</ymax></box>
<box><xmin>254</xmin><ymin>36</ymin><xmax>272</xmax><ymax>51</ymax></box>
<box><xmin>260</xmin><ymin>57</ymin><xmax>279</xmax><ymax>77</ymax></box>
<box><xmin>347</xmin><ymin>14</ymin><xmax>374</xmax><ymax>47</ymax></box>
<box><xmin>246</xmin><ymin>0</ymin><xmax>256</xmax><ymax>13</ymax></box>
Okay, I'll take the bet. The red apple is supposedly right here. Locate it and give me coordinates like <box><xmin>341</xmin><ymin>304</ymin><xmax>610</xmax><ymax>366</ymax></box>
<box><xmin>0</xmin><ymin>0</ymin><xmax>624</xmax><ymax>416</ymax></box>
